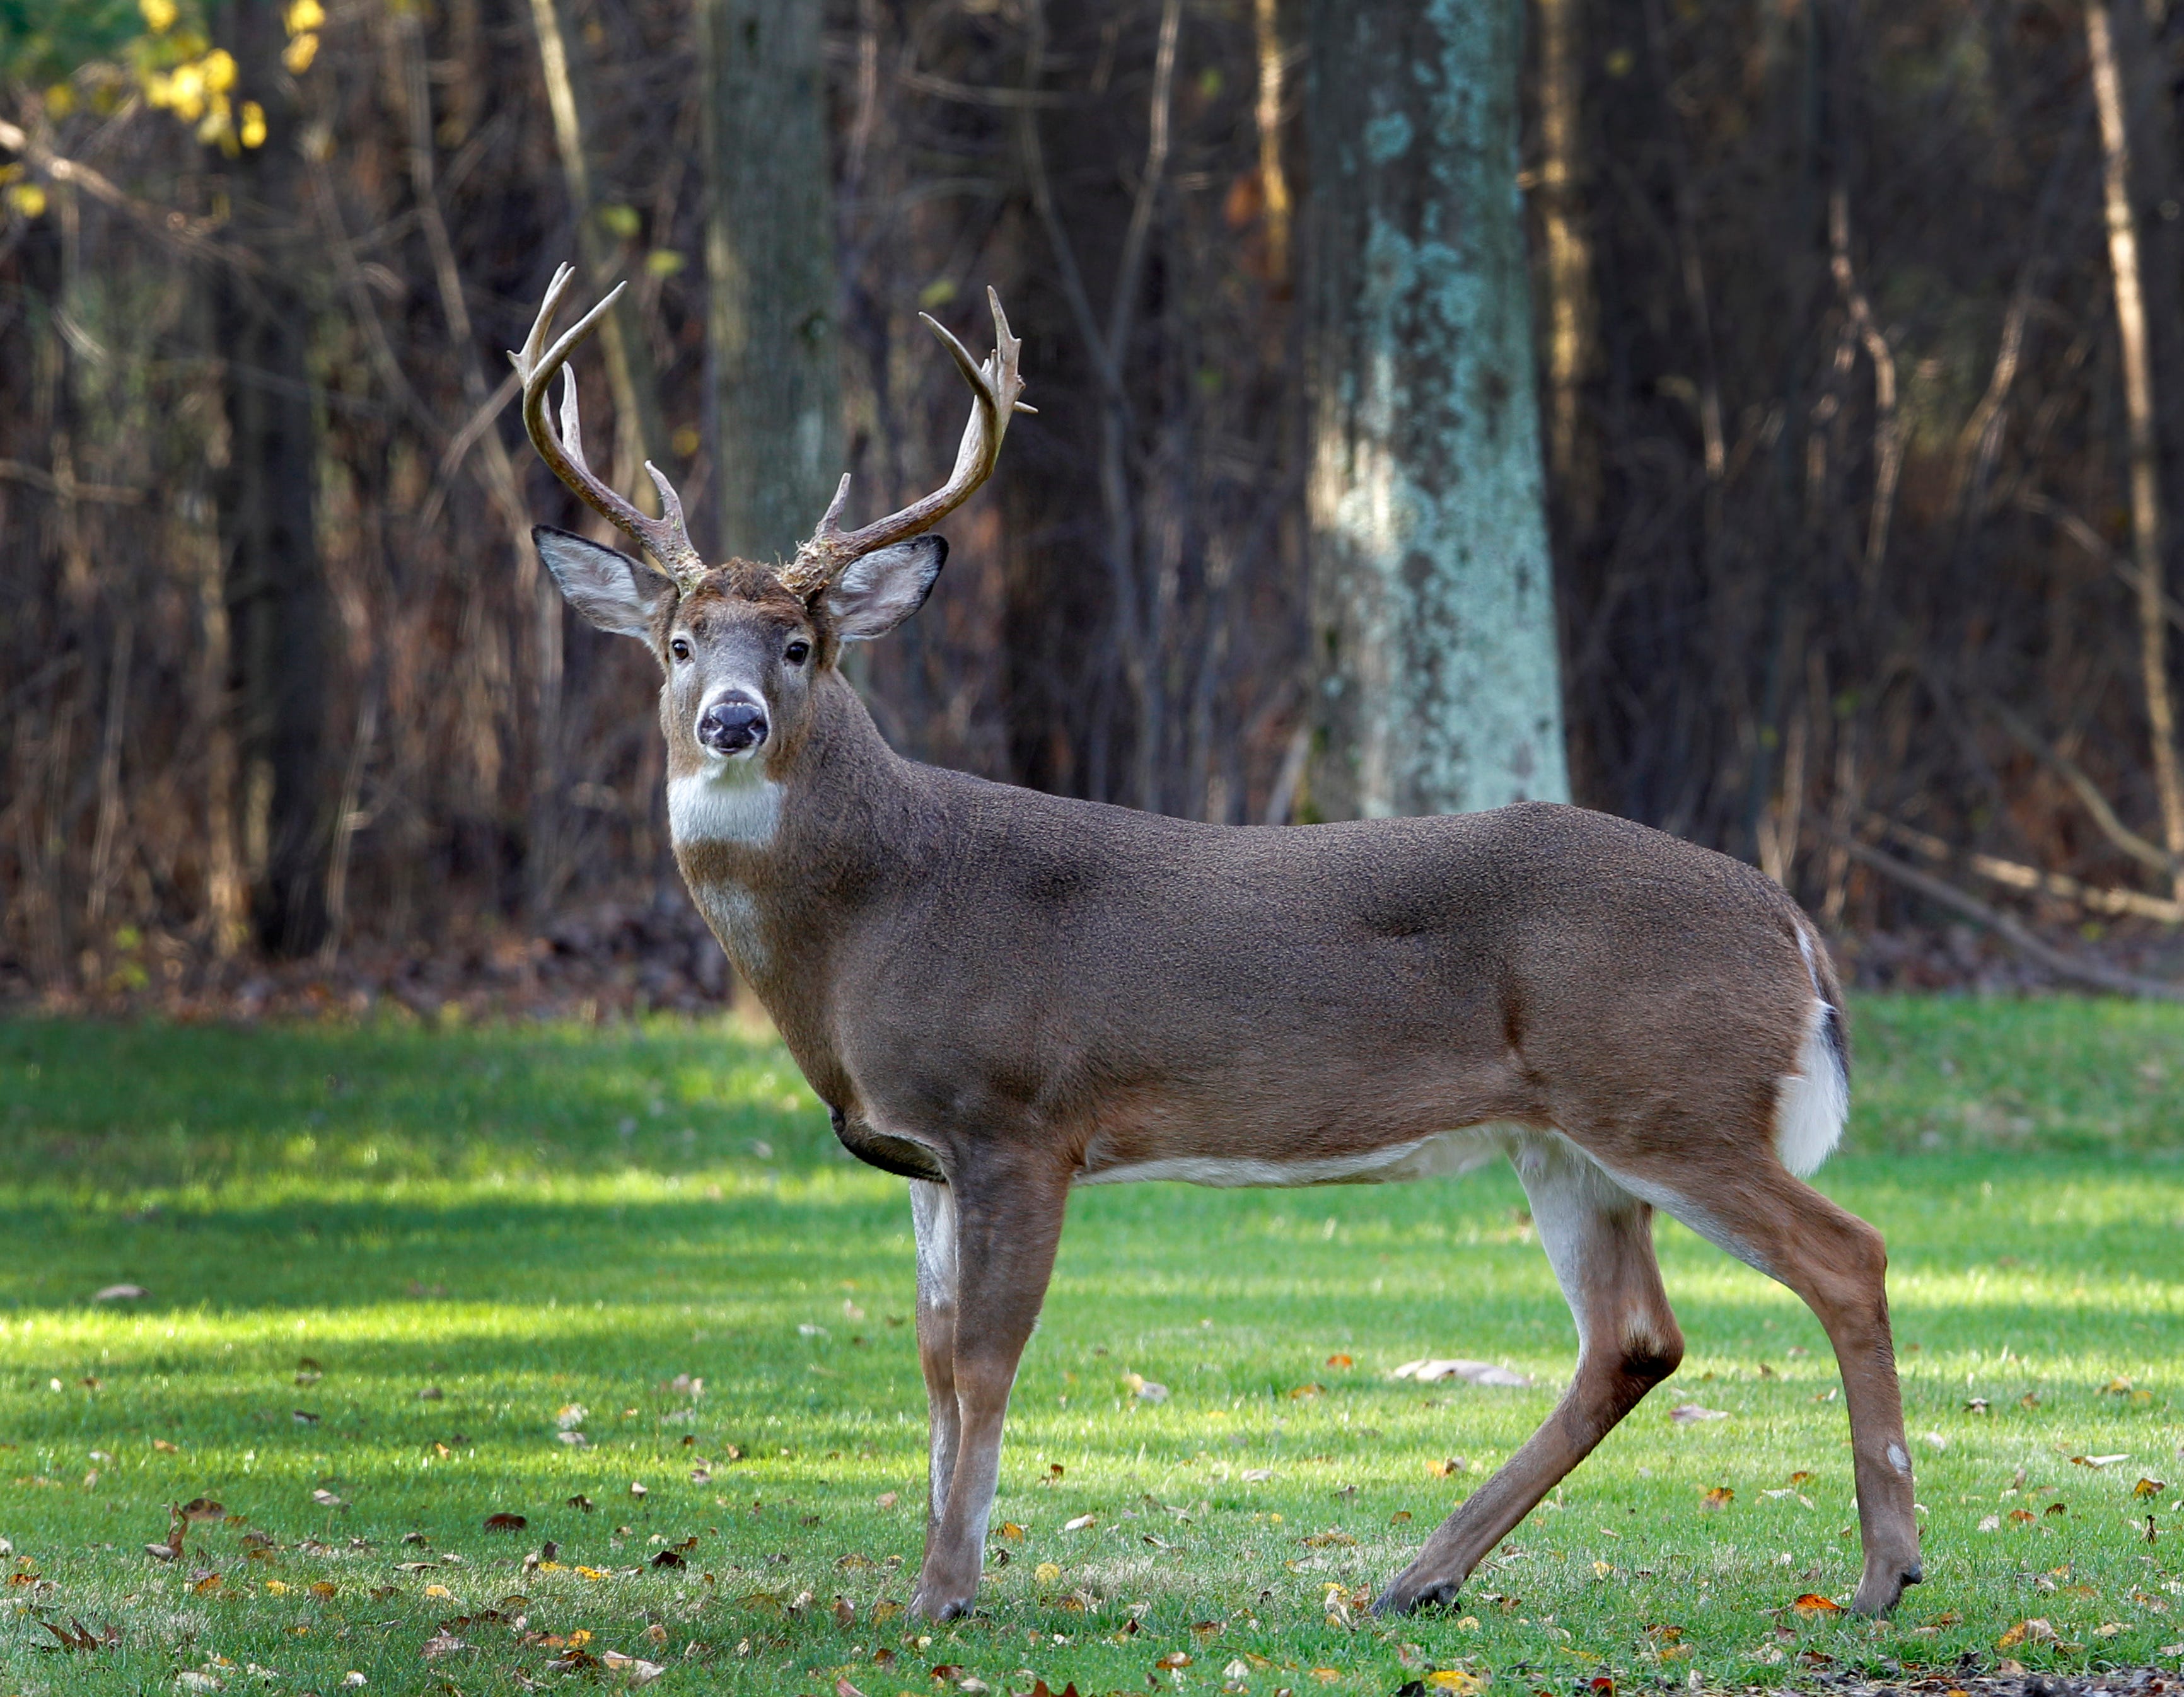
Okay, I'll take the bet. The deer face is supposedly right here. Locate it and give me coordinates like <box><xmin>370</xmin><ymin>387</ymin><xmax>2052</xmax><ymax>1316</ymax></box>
<box><xmin>533</xmin><ymin>526</ymin><xmax>947</xmax><ymax>780</ymax></box>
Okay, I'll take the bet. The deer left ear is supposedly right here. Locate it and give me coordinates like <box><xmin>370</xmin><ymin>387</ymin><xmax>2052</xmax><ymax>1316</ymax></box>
<box><xmin>821</xmin><ymin>536</ymin><xmax>948</xmax><ymax>641</ymax></box>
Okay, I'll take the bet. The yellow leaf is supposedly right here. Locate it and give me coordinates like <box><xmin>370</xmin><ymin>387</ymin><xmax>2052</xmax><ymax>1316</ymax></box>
<box><xmin>574</xmin><ymin>1565</ymin><xmax>609</xmax><ymax>1580</ymax></box>
<box><xmin>1035</xmin><ymin>1563</ymin><xmax>1061</xmax><ymax>1584</ymax></box>
<box><xmin>1700</xmin><ymin>1485</ymin><xmax>1734</xmax><ymax>1511</ymax></box>
<box><xmin>1794</xmin><ymin>1594</ymin><xmax>1844</xmax><ymax>1614</ymax></box>
<box><xmin>2134</xmin><ymin>1478</ymin><xmax>2168</xmax><ymax>1499</ymax></box>
<box><xmin>264</xmin><ymin>1580</ymin><xmax>289</xmax><ymax>1595</ymax></box>
<box><xmin>310</xmin><ymin>1582</ymin><xmax>336</xmax><ymax>1599</ymax></box>
<box><xmin>1427</xmin><ymin>1672</ymin><xmax>1490</xmax><ymax>1693</ymax></box>
<box><xmin>423</xmin><ymin>1584</ymin><xmax>451</xmax><ymax>1598</ymax></box>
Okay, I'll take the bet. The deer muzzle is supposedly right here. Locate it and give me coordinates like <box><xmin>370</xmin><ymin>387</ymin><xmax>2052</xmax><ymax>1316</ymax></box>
<box><xmin>697</xmin><ymin>693</ymin><xmax>769</xmax><ymax>756</ymax></box>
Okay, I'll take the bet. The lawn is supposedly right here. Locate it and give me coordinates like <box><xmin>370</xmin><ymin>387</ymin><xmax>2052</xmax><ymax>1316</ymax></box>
<box><xmin>0</xmin><ymin>997</ymin><xmax>2180</xmax><ymax>1696</ymax></box>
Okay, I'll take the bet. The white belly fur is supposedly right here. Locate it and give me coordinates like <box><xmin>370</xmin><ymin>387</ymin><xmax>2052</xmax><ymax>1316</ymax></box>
<box><xmin>1077</xmin><ymin>1123</ymin><xmax>1513</xmax><ymax>1189</ymax></box>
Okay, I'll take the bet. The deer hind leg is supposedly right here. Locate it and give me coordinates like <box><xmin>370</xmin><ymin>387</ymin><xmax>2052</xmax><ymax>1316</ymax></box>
<box><xmin>1614</xmin><ymin>1152</ymin><xmax>1921</xmax><ymax>1614</ymax></box>
<box><xmin>910</xmin><ymin>1179</ymin><xmax>961</xmax><ymax>1548</ymax></box>
<box><xmin>1377</xmin><ymin>1137</ymin><xmax>1683</xmax><ymax>1615</ymax></box>
<box><xmin>908</xmin><ymin>1157</ymin><xmax>1071</xmax><ymax>1623</ymax></box>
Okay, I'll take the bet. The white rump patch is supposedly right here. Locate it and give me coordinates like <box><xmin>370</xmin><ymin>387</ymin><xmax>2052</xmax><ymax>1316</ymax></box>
<box><xmin>668</xmin><ymin>767</ymin><xmax>782</xmax><ymax>848</ymax></box>
<box><xmin>1774</xmin><ymin>995</ymin><xmax>1849</xmax><ymax>1178</ymax></box>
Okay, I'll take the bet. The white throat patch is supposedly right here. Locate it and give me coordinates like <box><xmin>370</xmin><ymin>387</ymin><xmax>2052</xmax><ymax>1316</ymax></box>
<box><xmin>668</xmin><ymin>763</ymin><xmax>783</xmax><ymax>848</ymax></box>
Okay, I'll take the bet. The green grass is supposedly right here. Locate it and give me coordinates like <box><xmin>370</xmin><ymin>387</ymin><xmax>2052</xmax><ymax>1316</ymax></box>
<box><xmin>0</xmin><ymin>999</ymin><xmax>2179</xmax><ymax>1696</ymax></box>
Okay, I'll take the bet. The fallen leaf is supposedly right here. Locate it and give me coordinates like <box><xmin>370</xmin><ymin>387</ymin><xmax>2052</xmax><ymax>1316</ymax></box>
<box><xmin>1035</xmin><ymin>1561</ymin><xmax>1062</xmax><ymax>1584</ymax></box>
<box><xmin>1301</xmin><ymin>1529</ymin><xmax>1357</xmax><ymax>1548</ymax></box>
<box><xmin>1700</xmin><ymin>1486</ymin><xmax>1734</xmax><ymax>1511</ymax></box>
<box><xmin>177</xmin><ymin>1673</ymin><xmax>223</xmax><ymax>1692</ymax></box>
<box><xmin>1064</xmin><ymin>1512</ymin><xmax>1097</xmax><ymax>1531</ymax></box>
<box><xmin>417</xmin><ymin>1385</ymin><xmax>443</xmax><ymax>1401</ymax></box>
<box><xmin>153</xmin><ymin>1439</ymin><xmax>179</xmax><ymax>1452</ymax></box>
<box><xmin>2071</xmin><ymin>1454</ymin><xmax>2130</xmax><ymax>1469</ymax></box>
<box><xmin>996</xmin><ymin>1522</ymin><xmax>1025</xmax><ymax>1540</ymax></box>
<box><xmin>1998</xmin><ymin>1619</ymin><xmax>2057</xmax><ymax>1650</ymax></box>
<box><xmin>629</xmin><ymin>1481</ymin><xmax>648</xmax><ymax>1498</ymax></box>
<box><xmin>94</xmin><ymin>1284</ymin><xmax>148</xmax><ymax>1302</ymax></box>
<box><xmin>182</xmin><ymin>1498</ymin><xmax>225</xmax><ymax>1522</ymax></box>
<box><xmin>293</xmin><ymin>1410</ymin><xmax>320</xmax><ymax>1425</ymax></box>
<box><xmin>483</xmin><ymin>1513</ymin><xmax>527</xmax><ymax>1532</ymax></box>
<box><xmin>1978</xmin><ymin>1515</ymin><xmax>2001</xmax><ymax>1532</ymax></box>
<box><xmin>310</xmin><ymin>1582</ymin><xmax>337</xmax><ymax>1599</ymax></box>
<box><xmin>1427</xmin><ymin>1457</ymin><xmax>1468</xmax><ymax>1478</ymax></box>
<box><xmin>1242</xmin><ymin>1468</ymin><xmax>1274</xmax><ymax>1483</ymax></box>
<box><xmin>421</xmin><ymin>1631</ymin><xmax>470</xmax><ymax>1661</ymax></box>
<box><xmin>2009</xmin><ymin>1509</ymin><xmax>2035</xmax><ymax>1525</ymax></box>
<box><xmin>1391</xmin><ymin>1359</ymin><xmax>1532</xmax><ymax>1388</ymax></box>
<box><xmin>1153</xmin><ymin>1652</ymin><xmax>1192</xmax><ymax>1670</ymax></box>
<box><xmin>2135</xmin><ymin>1477</ymin><xmax>2168</xmax><ymax>1498</ymax></box>
<box><xmin>876</xmin><ymin>1491</ymin><xmax>899</xmax><ymax>1509</ymax></box>
<box><xmin>341</xmin><ymin>1676</ymin><xmax>368</xmax><ymax>1689</ymax></box>
<box><xmin>311</xmin><ymin>1488</ymin><xmax>345</xmax><ymax>1509</ymax></box>
<box><xmin>1670</xmin><ymin>1405</ymin><xmax>1729</xmax><ymax>1425</ymax></box>
<box><xmin>837</xmin><ymin>1681</ymin><xmax>868</xmax><ymax>1697</ymax></box>
<box><xmin>649</xmin><ymin>1549</ymin><xmax>684</xmax><ymax>1568</ymax></box>
<box><xmin>568</xmin><ymin>1494</ymin><xmax>595</xmax><ymax>1512</ymax></box>
<box><xmin>601</xmin><ymin>1649</ymin><xmax>665</xmax><ymax>1684</ymax></box>
<box><xmin>1426</xmin><ymin>1673</ymin><xmax>1490</xmax><ymax>1693</ymax></box>
<box><xmin>1794</xmin><ymin>1594</ymin><xmax>1844</xmax><ymax>1615</ymax></box>
<box><xmin>1122</xmin><ymin>1373</ymin><xmax>1170</xmax><ymax>1404</ymax></box>
<box><xmin>1327</xmin><ymin>1353</ymin><xmax>1353</xmax><ymax>1367</ymax></box>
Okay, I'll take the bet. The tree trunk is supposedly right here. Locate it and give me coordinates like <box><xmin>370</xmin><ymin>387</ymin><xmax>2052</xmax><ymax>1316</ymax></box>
<box><xmin>214</xmin><ymin>0</ymin><xmax>327</xmax><ymax>955</ymax></box>
<box><xmin>1535</xmin><ymin>0</ymin><xmax>1599</xmax><ymax>535</ymax></box>
<box><xmin>697</xmin><ymin>0</ymin><xmax>841</xmax><ymax>564</ymax></box>
<box><xmin>526</xmin><ymin>0</ymin><xmax>670</xmax><ymax>503</ymax></box>
<box><xmin>2088</xmin><ymin>0</ymin><xmax>2184</xmax><ymax>898</ymax></box>
<box><xmin>1304</xmin><ymin>0</ymin><xmax>1569</xmax><ymax>820</ymax></box>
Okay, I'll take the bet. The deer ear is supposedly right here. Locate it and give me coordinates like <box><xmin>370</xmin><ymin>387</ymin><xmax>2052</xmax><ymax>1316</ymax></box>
<box><xmin>534</xmin><ymin>526</ymin><xmax>675</xmax><ymax>639</ymax></box>
<box><xmin>822</xmin><ymin>536</ymin><xmax>947</xmax><ymax>641</ymax></box>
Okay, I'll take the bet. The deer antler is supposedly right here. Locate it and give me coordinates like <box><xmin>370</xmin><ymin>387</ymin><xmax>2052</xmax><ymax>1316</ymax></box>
<box><xmin>779</xmin><ymin>287</ymin><xmax>1032</xmax><ymax>595</ymax></box>
<box><xmin>510</xmin><ymin>264</ymin><xmax>707</xmax><ymax>591</ymax></box>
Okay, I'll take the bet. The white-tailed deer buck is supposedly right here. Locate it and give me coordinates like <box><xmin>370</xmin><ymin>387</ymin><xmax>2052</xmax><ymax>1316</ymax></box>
<box><xmin>511</xmin><ymin>267</ymin><xmax>1921</xmax><ymax>1623</ymax></box>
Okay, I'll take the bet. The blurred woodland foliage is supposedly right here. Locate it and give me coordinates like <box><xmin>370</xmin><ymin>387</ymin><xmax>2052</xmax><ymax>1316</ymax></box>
<box><xmin>8</xmin><ymin>0</ymin><xmax>2184</xmax><ymax>1007</ymax></box>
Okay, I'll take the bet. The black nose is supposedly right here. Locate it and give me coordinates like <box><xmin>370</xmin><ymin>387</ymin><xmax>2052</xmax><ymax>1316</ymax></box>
<box><xmin>697</xmin><ymin>695</ymin><xmax>768</xmax><ymax>753</ymax></box>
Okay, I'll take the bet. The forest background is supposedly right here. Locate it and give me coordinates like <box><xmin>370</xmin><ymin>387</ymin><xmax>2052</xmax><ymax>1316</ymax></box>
<box><xmin>6</xmin><ymin>0</ymin><xmax>2184</xmax><ymax>1016</ymax></box>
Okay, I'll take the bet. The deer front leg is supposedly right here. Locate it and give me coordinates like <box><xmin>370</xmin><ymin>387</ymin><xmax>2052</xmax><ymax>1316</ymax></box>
<box><xmin>910</xmin><ymin>1179</ymin><xmax>961</xmax><ymax>1544</ymax></box>
<box><xmin>908</xmin><ymin>1158</ymin><xmax>1070</xmax><ymax>1622</ymax></box>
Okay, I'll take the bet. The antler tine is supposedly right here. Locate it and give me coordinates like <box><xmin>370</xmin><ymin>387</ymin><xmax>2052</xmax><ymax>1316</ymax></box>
<box><xmin>781</xmin><ymin>286</ymin><xmax>1030</xmax><ymax>594</ymax></box>
<box><xmin>510</xmin><ymin>269</ymin><xmax>707</xmax><ymax>590</ymax></box>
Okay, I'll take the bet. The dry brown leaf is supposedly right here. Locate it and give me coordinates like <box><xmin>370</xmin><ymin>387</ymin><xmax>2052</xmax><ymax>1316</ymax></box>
<box><xmin>482</xmin><ymin>1512</ymin><xmax>527</xmax><ymax>1532</ymax></box>
<box><xmin>181</xmin><ymin>1498</ymin><xmax>225</xmax><ymax>1522</ymax></box>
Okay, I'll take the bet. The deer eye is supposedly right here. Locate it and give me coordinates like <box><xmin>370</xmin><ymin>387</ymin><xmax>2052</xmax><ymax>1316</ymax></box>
<box><xmin>670</xmin><ymin>637</ymin><xmax>692</xmax><ymax>662</ymax></box>
<box><xmin>784</xmin><ymin>639</ymin><xmax>811</xmax><ymax>666</ymax></box>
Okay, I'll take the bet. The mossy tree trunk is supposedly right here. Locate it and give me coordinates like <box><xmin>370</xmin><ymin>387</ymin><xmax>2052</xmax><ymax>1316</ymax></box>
<box><xmin>1304</xmin><ymin>0</ymin><xmax>1569</xmax><ymax>820</ymax></box>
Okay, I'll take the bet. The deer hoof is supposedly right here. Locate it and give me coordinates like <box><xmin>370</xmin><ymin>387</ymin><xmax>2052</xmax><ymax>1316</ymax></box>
<box><xmin>1850</xmin><ymin>1560</ymin><xmax>1922</xmax><ymax>1616</ymax></box>
<box><xmin>909</xmin><ymin>1584</ymin><xmax>975</xmax><ymax>1623</ymax></box>
<box><xmin>1372</xmin><ymin>1573</ymin><xmax>1462</xmax><ymax>1616</ymax></box>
